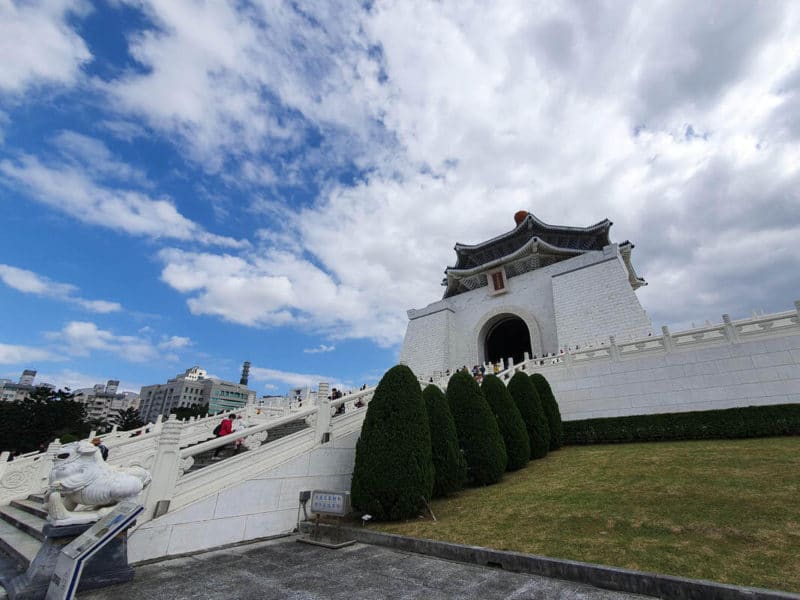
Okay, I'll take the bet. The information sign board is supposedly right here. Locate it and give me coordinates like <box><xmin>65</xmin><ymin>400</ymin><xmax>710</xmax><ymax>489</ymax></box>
<box><xmin>310</xmin><ymin>490</ymin><xmax>351</xmax><ymax>517</ymax></box>
<box><xmin>46</xmin><ymin>502</ymin><xmax>143</xmax><ymax>600</ymax></box>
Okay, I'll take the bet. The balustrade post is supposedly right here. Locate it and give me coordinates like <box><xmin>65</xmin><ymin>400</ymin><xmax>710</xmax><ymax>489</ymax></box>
<box><xmin>315</xmin><ymin>383</ymin><xmax>331</xmax><ymax>444</ymax></box>
<box><xmin>794</xmin><ymin>300</ymin><xmax>800</xmax><ymax>320</ymax></box>
<box><xmin>506</xmin><ymin>357</ymin><xmax>514</xmax><ymax>371</ymax></box>
<box><xmin>0</xmin><ymin>452</ymin><xmax>8</xmax><ymax>483</ymax></box>
<box><xmin>154</xmin><ymin>414</ymin><xmax>164</xmax><ymax>433</ymax></box>
<box><xmin>144</xmin><ymin>415</ymin><xmax>183</xmax><ymax>519</ymax></box>
<box><xmin>37</xmin><ymin>440</ymin><xmax>61</xmax><ymax>490</ymax></box>
<box><xmin>608</xmin><ymin>336</ymin><xmax>620</xmax><ymax>360</ymax></box>
<box><xmin>722</xmin><ymin>314</ymin><xmax>739</xmax><ymax>344</ymax></box>
<box><xmin>661</xmin><ymin>326</ymin><xmax>674</xmax><ymax>352</ymax></box>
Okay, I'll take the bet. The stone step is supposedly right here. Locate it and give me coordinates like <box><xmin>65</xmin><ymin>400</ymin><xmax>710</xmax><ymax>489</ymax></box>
<box><xmin>0</xmin><ymin>518</ymin><xmax>39</xmax><ymax>570</ymax></box>
<box><xmin>0</xmin><ymin>505</ymin><xmax>46</xmax><ymax>542</ymax></box>
<box><xmin>27</xmin><ymin>494</ymin><xmax>46</xmax><ymax>505</ymax></box>
<box><xmin>10</xmin><ymin>498</ymin><xmax>48</xmax><ymax>520</ymax></box>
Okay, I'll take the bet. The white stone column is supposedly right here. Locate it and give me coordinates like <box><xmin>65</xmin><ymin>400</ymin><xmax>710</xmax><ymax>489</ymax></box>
<box><xmin>608</xmin><ymin>336</ymin><xmax>620</xmax><ymax>360</ymax></box>
<box><xmin>38</xmin><ymin>440</ymin><xmax>61</xmax><ymax>490</ymax></box>
<box><xmin>661</xmin><ymin>326</ymin><xmax>674</xmax><ymax>352</ymax></box>
<box><xmin>722</xmin><ymin>314</ymin><xmax>739</xmax><ymax>344</ymax></box>
<box><xmin>315</xmin><ymin>383</ymin><xmax>331</xmax><ymax>444</ymax></box>
<box><xmin>144</xmin><ymin>415</ymin><xmax>183</xmax><ymax>518</ymax></box>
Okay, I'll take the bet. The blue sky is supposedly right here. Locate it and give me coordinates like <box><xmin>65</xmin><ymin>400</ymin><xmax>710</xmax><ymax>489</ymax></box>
<box><xmin>1</xmin><ymin>1</ymin><xmax>799</xmax><ymax>395</ymax></box>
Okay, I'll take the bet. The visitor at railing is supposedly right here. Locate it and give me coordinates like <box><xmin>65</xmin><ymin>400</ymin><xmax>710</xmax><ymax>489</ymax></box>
<box><xmin>92</xmin><ymin>437</ymin><xmax>109</xmax><ymax>461</ymax></box>
<box><xmin>232</xmin><ymin>417</ymin><xmax>247</xmax><ymax>455</ymax></box>
<box><xmin>212</xmin><ymin>413</ymin><xmax>235</xmax><ymax>459</ymax></box>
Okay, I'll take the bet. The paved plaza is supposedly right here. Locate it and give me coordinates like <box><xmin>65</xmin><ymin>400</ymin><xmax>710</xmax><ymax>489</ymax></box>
<box><xmin>78</xmin><ymin>536</ymin><xmax>648</xmax><ymax>600</ymax></box>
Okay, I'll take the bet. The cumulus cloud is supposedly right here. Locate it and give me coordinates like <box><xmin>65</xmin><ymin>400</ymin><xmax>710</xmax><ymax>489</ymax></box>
<box><xmin>0</xmin><ymin>264</ymin><xmax>122</xmax><ymax>313</ymax></box>
<box><xmin>0</xmin><ymin>0</ymin><xmax>91</xmax><ymax>94</ymax></box>
<box><xmin>158</xmin><ymin>335</ymin><xmax>192</xmax><ymax>351</ymax></box>
<box><xmin>303</xmin><ymin>344</ymin><xmax>335</xmax><ymax>354</ymax></box>
<box><xmin>102</xmin><ymin>0</ymin><xmax>389</xmax><ymax>173</ymax></box>
<box><xmin>0</xmin><ymin>343</ymin><xmax>56</xmax><ymax>365</ymax></box>
<box><xmin>123</xmin><ymin>2</ymin><xmax>800</xmax><ymax>339</ymax></box>
<box><xmin>249</xmin><ymin>365</ymin><xmax>344</xmax><ymax>391</ymax></box>
<box><xmin>45</xmin><ymin>321</ymin><xmax>192</xmax><ymax>364</ymax></box>
<box><xmin>0</xmin><ymin>149</ymin><xmax>245</xmax><ymax>248</ymax></box>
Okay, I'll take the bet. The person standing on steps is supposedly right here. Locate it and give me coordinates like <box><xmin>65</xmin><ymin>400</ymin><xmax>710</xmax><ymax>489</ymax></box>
<box><xmin>233</xmin><ymin>416</ymin><xmax>247</xmax><ymax>454</ymax></box>
<box><xmin>212</xmin><ymin>413</ymin><xmax>235</xmax><ymax>459</ymax></box>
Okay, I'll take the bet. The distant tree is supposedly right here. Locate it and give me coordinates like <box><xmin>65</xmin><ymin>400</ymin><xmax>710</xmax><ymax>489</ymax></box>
<box><xmin>0</xmin><ymin>387</ymin><xmax>89</xmax><ymax>453</ymax></box>
<box><xmin>422</xmin><ymin>384</ymin><xmax>467</xmax><ymax>497</ymax></box>
<box><xmin>172</xmin><ymin>404</ymin><xmax>209</xmax><ymax>421</ymax></box>
<box><xmin>481</xmin><ymin>375</ymin><xmax>530</xmax><ymax>471</ymax></box>
<box><xmin>351</xmin><ymin>365</ymin><xmax>434</xmax><ymax>520</ymax></box>
<box><xmin>531</xmin><ymin>373</ymin><xmax>563</xmax><ymax>450</ymax></box>
<box><xmin>116</xmin><ymin>407</ymin><xmax>145</xmax><ymax>431</ymax></box>
<box><xmin>508</xmin><ymin>372</ymin><xmax>549</xmax><ymax>459</ymax></box>
<box><xmin>446</xmin><ymin>371</ymin><xmax>507</xmax><ymax>485</ymax></box>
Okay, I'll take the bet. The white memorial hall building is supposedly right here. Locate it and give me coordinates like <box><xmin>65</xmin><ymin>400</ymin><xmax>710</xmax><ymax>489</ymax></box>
<box><xmin>401</xmin><ymin>211</ymin><xmax>653</xmax><ymax>377</ymax></box>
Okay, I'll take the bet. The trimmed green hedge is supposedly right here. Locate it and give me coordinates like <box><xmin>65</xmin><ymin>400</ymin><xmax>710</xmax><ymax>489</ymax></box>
<box><xmin>564</xmin><ymin>404</ymin><xmax>800</xmax><ymax>445</ymax></box>
<box><xmin>351</xmin><ymin>365</ymin><xmax>434</xmax><ymax>520</ymax></box>
<box><xmin>530</xmin><ymin>373</ymin><xmax>563</xmax><ymax>450</ymax></box>
<box><xmin>481</xmin><ymin>375</ymin><xmax>530</xmax><ymax>471</ymax></box>
<box><xmin>423</xmin><ymin>384</ymin><xmax>467</xmax><ymax>497</ymax></box>
<box><xmin>446</xmin><ymin>371</ymin><xmax>507</xmax><ymax>485</ymax></box>
<box><xmin>508</xmin><ymin>372</ymin><xmax>549</xmax><ymax>459</ymax></box>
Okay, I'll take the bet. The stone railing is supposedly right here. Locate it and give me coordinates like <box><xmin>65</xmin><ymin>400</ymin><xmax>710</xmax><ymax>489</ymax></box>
<box><xmin>0</xmin><ymin>397</ymin><xmax>330</xmax><ymax>506</ymax></box>
<box><xmin>139</xmin><ymin>384</ymin><xmax>378</xmax><ymax>525</ymax></box>
<box><xmin>493</xmin><ymin>300</ymin><xmax>800</xmax><ymax>379</ymax></box>
<box><xmin>421</xmin><ymin>300</ymin><xmax>800</xmax><ymax>386</ymax></box>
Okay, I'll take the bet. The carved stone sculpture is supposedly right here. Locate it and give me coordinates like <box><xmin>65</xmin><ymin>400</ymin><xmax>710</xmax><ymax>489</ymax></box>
<box><xmin>47</xmin><ymin>441</ymin><xmax>152</xmax><ymax>525</ymax></box>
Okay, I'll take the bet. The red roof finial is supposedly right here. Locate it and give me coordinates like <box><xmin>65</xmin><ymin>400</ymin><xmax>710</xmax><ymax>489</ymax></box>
<box><xmin>514</xmin><ymin>210</ymin><xmax>529</xmax><ymax>226</ymax></box>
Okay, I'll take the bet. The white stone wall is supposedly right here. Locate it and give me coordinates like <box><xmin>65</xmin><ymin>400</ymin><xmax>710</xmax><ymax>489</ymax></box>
<box><xmin>552</xmin><ymin>253</ymin><xmax>652</xmax><ymax>350</ymax></box>
<box><xmin>401</xmin><ymin>245</ymin><xmax>650</xmax><ymax>378</ymax></box>
<box><xmin>399</xmin><ymin>307</ymin><xmax>452</xmax><ymax>377</ymax></box>
<box><xmin>128</xmin><ymin>430</ymin><xmax>358</xmax><ymax>563</ymax></box>
<box><xmin>531</xmin><ymin>329</ymin><xmax>800</xmax><ymax>421</ymax></box>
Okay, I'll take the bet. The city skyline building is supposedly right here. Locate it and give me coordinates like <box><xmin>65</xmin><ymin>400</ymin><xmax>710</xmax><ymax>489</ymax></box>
<box><xmin>138</xmin><ymin>365</ymin><xmax>256</xmax><ymax>422</ymax></box>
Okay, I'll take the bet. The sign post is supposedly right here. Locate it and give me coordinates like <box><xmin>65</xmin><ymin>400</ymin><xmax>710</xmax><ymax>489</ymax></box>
<box><xmin>298</xmin><ymin>490</ymin><xmax>355</xmax><ymax>549</ymax></box>
<box><xmin>45</xmin><ymin>502</ymin><xmax>144</xmax><ymax>600</ymax></box>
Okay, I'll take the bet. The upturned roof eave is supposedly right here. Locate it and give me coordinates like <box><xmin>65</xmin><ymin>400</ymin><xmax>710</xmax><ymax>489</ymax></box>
<box><xmin>452</xmin><ymin>213</ymin><xmax>612</xmax><ymax>252</ymax></box>
<box><xmin>444</xmin><ymin>237</ymin><xmax>585</xmax><ymax>279</ymax></box>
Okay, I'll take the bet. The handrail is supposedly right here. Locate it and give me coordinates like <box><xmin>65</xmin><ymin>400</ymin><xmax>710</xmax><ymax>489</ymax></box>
<box><xmin>179</xmin><ymin>407</ymin><xmax>317</xmax><ymax>459</ymax></box>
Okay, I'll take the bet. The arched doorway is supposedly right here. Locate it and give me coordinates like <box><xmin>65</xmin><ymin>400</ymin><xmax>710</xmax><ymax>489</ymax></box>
<box><xmin>484</xmin><ymin>316</ymin><xmax>532</xmax><ymax>366</ymax></box>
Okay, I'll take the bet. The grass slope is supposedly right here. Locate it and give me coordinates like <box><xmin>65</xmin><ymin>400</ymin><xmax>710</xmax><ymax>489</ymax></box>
<box><xmin>375</xmin><ymin>437</ymin><xmax>800</xmax><ymax>593</ymax></box>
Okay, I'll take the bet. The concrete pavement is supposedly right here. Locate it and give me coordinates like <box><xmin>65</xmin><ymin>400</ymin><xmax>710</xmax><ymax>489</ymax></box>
<box><xmin>77</xmin><ymin>536</ymin><xmax>648</xmax><ymax>600</ymax></box>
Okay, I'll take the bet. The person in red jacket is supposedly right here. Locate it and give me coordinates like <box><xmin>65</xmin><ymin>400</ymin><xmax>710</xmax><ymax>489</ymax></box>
<box><xmin>212</xmin><ymin>414</ymin><xmax>235</xmax><ymax>458</ymax></box>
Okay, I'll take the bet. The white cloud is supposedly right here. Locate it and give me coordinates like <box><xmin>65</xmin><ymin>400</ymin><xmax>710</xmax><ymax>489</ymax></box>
<box><xmin>102</xmin><ymin>0</ymin><xmax>388</xmax><ymax>171</ymax></box>
<box><xmin>0</xmin><ymin>152</ymin><xmax>246</xmax><ymax>248</ymax></box>
<box><xmin>158</xmin><ymin>335</ymin><xmax>192</xmax><ymax>351</ymax></box>
<box><xmin>0</xmin><ymin>264</ymin><xmax>122</xmax><ymax>313</ymax></box>
<box><xmin>249</xmin><ymin>365</ymin><xmax>344</xmax><ymax>391</ymax></box>
<box><xmin>45</xmin><ymin>321</ymin><xmax>192</xmax><ymax>364</ymax></box>
<box><xmin>118</xmin><ymin>2</ymin><xmax>800</xmax><ymax>339</ymax></box>
<box><xmin>0</xmin><ymin>343</ymin><xmax>56</xmax><ymax>365</ymax></box>
<box><xmin>32</xmin><ymin>369</ymin><xmax>141</xmax><ymax>393</ymax></box>
<box><xmin>0</xmin><ymin>0</ymin><xmax>91</xmax><ymax>94</ymax></box>
<box><xmin>303</xmin><ymin>344</ymin><xmax>335</xmax><ymax>354</ymax></box>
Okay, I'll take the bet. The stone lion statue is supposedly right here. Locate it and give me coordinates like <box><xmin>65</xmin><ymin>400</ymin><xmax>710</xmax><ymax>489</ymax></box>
<box><xmin>47</xmin><ymin>440</ymin><xmax>152</xmax><ymax>525</ymax></box>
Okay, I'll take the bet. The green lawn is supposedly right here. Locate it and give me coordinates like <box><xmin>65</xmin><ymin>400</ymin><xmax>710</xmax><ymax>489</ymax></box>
<box><xmin>374</xmin><ymin>437</ymin><xmax>800</xmax><ymax>592</ymax></box>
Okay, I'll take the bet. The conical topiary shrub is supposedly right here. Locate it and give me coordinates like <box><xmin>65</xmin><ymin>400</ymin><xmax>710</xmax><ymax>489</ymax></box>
<box><xmin>446</xmin><ymin>370</ymin><xmax>507</xmax><ymax>485</ymax></box>
<box><xmin>508</xmin><ymin>371</ymin><xmax>549</xmax><ymax>459</ymax></box>
<box><xmin>351</xmin><ymin>365</ymin><xmax>434</xmax><ymax>520</ymax></box>
<box><xmin>481</xmin><ymin>375</ymin><xmax>530</xmax><ymax>471</ymax></box>
<box><xmin>423</xmin><ymin>384</ymin><xmax>467</xmax><ymax>496</ymax></box>
<box><xmin>531</xmin><ymin>373</ymin><xmax>564</xmax><ymax>450</ymax></box>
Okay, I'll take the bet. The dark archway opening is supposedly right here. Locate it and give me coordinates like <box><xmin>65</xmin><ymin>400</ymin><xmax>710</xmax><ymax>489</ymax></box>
<box><xmin>485</xmin><ymin>317</ymin><xmax>532</xmax><ymax>366</ymax></box>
